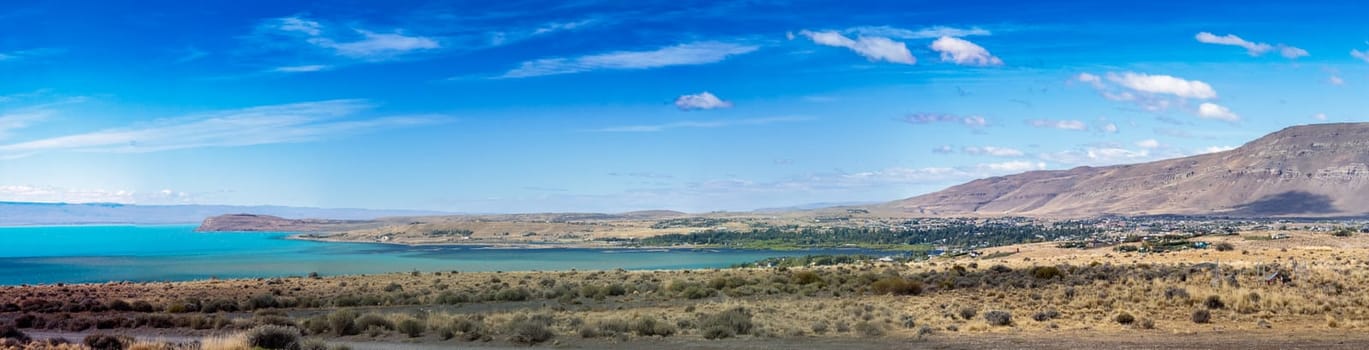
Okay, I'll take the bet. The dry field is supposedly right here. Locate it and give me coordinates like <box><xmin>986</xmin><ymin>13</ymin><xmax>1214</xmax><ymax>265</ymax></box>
<box><xmin>4</xmin><ymin>230</ymin><xmax>1369</xmax><ymax>349</ymax></box>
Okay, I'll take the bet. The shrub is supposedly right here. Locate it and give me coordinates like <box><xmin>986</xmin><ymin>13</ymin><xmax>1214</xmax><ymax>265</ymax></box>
<box><xmin>328</xmin><ymin>310</ymin><xmax>359</xmax><ymax>336</ymax></box>
<box><xmin>299</xmin><ymin>338</ymin><xmax>329</xmax><ymax>350</ymax></box>
<box><xmin>792</xmin><ymin>271</ymin><xmax>821</xmax><ymax>285</ymax></box>
<box><xmin>1030</xmin><ymin>266</ymin><xmax>1063</xmax><ymax>279</ymax></box>
<box><xmin>630</xmin><ymin>316</ymin><xmax>675</xmax><ymax>337</ymax></box>
<box><xmin>1032</xmin><ymin>310</ymin><xmax>1060</xmax><ymax>322</ymax></box>
<box><xmin>247</xmin><ymin>295</ymin><xmax>279</xmax><ymax>310</ymax></box>
<box><xmin>1214</xmin><ymin>242</ymin><xmax>1235</xmax><ymax>251</ymax></box>
<box><xmin>702</xmin><ymin>326</ymin><xmax>735</xmax><ymax>340</ymax></box>
<box><xmin>108</xmin><ymin>300</ymin><xmax>132</xmax><ymax>312</ymax></box>
<box><xmin>1192</xmin><ymin>309</ymin><xmax>1211</xmax><ymax>323</ymax></box>
<box><xmin>1204</xmin><ymin>295</ymin><xmax>1225</xmax><ymax>309</ymax></box>
<box><xmin>246</xmin><ymin>325</ymin><xmax>302</xmax><ymax>350</ymax></box>
<box><xmin>1115</xmin><ymin>312</ymin><xmax>1135</xmax><ymax>325</ymax></box>
<box><xmin>83</xmin><ymin>334</ymin><xmax>131</xmax><ymax>350</ymax></box>
<box><xmin>699</xmin><ymin>307</ymin><xmax>753</xmax><ymax>336</ymax></box>
<box><xmin>596</xmin><ymin>318</ymin><xmax>630</xmax><ymax>336</ymax></box>
<box><xmin>353</xmin><ymin>314</ymin><xmax>394</xmax><ymax>332</ymax></box>
<box><xmin>495</xmin><ymin>288</ymin><xmax>531</xmax><ymax>301</ymax></box>
<box><xmin>870</xmin><ymin>277</ymin><xmax>922</xmax><ymax>296</ymax></box>
<box><xmin>959</xmin><ymin>307</ymin><xmax>977</xmax><ymax>320</ymax></box>
<box><xmin>129</xmin><ymin>301</ymin><xmax>155</xmax><ymax>313</ymax></box>
<box><xmin>397</xmin><ymin>318</ymin><xmax>425</xmax><ymax>338</ymax></box>
<box><xmin>302</xmin><ymin>315</ymin><xmax>330</xmax><ymax>335</ymax></box>
<box><xmin>434</xmin><ymin>291</ymin><xmax>471</xmax><ymax>305</ymax></box>
<box><xmin>0</xmin><ymin>325</ymin><xmax>30</xmax><ymax>343</ymax></box>
<box><xmin>810</xmin><ymin>321</ymin><xmax>828</xmax><ymax>334</ymax></box>
<box><xmin>853</xmin><ymin>321</ymin><xmax>884</xmax><ymax>336</ymax></box>
<box><xmin>383</xmin><ymin>283</ymin><xmax>403</xmax><ymax>292</ymax></box>
<box><xmin>506</xmin><ymin>319</ymin><xmax>554</xmax><ymax>345</ymax></box>
<box><xmin>1164</xmin><ymin>287</ymin><xmax>1189</xmax><ymax>300</ymax></box>
<box><xmin>984</xmin><ymin>310</ymin><xmax>1012</xmax><ymax>326</ymax></box>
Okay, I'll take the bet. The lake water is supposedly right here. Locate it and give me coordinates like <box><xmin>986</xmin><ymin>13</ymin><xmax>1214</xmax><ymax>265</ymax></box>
<box><xmin>0</xmin><ymin>225</ymin><xmax>873</xmax><ymax>285</ymax></box>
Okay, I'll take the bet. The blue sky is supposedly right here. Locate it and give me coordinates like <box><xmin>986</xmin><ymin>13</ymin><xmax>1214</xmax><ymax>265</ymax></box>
<box><xmin>1</xmin><ymin>0</ymin><xmax>1368</xmax><ymax>212</ymax></box>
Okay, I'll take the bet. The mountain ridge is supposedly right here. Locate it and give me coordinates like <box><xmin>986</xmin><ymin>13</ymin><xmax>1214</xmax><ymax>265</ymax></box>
<box><xmin>886</xmin><ymin>123</ymin><xmax>1369</xmax><ymax>218</ymax></box>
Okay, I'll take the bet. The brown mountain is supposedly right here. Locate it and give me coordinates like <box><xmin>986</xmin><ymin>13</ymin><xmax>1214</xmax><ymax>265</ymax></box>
<box><xmin>886</xmin><ymin>123</ymin><xmax>1369</xmax><ymax>218</ymax></box>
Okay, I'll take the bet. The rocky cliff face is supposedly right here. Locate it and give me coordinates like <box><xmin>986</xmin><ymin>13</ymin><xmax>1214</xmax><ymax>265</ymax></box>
<box><xmin>887</xmin><ymin>123</ymin><xmax>1369</xmax><ymax>217</ymax></box>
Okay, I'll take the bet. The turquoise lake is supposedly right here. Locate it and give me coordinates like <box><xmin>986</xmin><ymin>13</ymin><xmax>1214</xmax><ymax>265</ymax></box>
<box><xmin>0</xmin><ymin>225</ymin><xmax>875</xmax><ymax>286</ymax></box>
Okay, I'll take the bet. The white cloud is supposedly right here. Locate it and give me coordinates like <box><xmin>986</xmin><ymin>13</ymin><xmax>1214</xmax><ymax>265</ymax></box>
<box><xmin>846</xmin><ymin>25</ymin><xmax>991</xmax><ymax>39</ymax></box>
<box><xmin>1038</xmin><ymin>147</ymin><xmax>1155</xmax><ymax>166</ymax></box>
<box><xmin>1135</xmin><ymin>139</ymin><xmax>1161</xmax><ymax>149</ymax></box>
<box><xmin>0</xmin><ymin>100</ymin><xmax>443</xmax><ymax>158</ymax></box>
<box><xmin>674</xmin><ymin>92</ymin><xmax>733</xmax><ymax>111</ymax></box>
<box><xmin>1106</xmin><ymin>72</ymin><xmax>1217</xmax><ymax>99</ymax></box>
<box><xmin>1025</xmin><ymin>119</ymin><xmax>1088</xmax><ymax>131</ymax></box>
<box><xmin>962</xmin><ymin>146</ymin><xmax>1024</xmax><ymax>157</ymax></box>
<box><xmin>1201</xmin><ymin>145</ymin><xmax>1236</xmax><ymax>154</ymax></box>
<box><xmin>260</xmin><ymin>16</ymin><xmax>439</xmax><ymax>61</ymax></box>
<box><xmin>929</xmin><ymin>36</ymin><xmax>1003</xmax><ymax>66</ymax></box>
<box><xmin>1195</xmin><ymin>32</ymin><xmax>1273</xmax><ymax>56</ymax></box>
<box><xmin>798</xmin><ymin>30</ymin><xmax>915</xmax><ymax>64</ymax></box>
<box><xmin>979</xmin><ymin>161</ymin><xmax>1046</xmax><ymax>173</ymax></box>
<box><xmin>1329</xmin><ymin>75</ymin><xmax>1344</xmax><ymax>85</ymax></box>
<box><xmin>931</xmin><ymin>145</ymin><xmax>955</xmax><ymax>154</ymax></box>
<box><xmin>1196</xmin><ymin>102</ymin><xmax>1239</xmax><ymax>122</ymax></box>
<box><xmin>1353</xmin><ymin>49</ymin><xmax>1369</xmax><ymax>63</ymax></box>
<box><xmin>501</xmin><ymin>41</ymin><xmax>758</xmax><ymax>78</ymax></box>
<box><xmin>901</xmin><ymin>113</ymin><xmax>987</xmax><ymax>129</ymax></box>
<box><xmin>271</xmin><ymin>65</ymin><xmax>330</xmax><ymax>73</ymax></box>
<box><xmin>1279</xmin><ymin>46</ymin><xmax>1309</xmax><ymax>59</ymax></box>
<box><xmin>1098</xmin><ymin>122</ymin><xmax>1119</xmax><ymax>133</ymax></box>
<box><xmin>0</xmin><ymin>185</ymin><xmax>193</xmax><ymax>205</ymax></box>
<box><xmin>1313</xmin><ymin>113</ymin><xmax>1327</xmax><ymax>121</ymax></box>
<box><xmin>1194</xmin><ymin>32</ymin><xmax>1307</xmax><ymax>59</ymax></box>
<box><xmin>589</xmin><ymin>116</ymin><xmax>809</xmax><ymax>132</ymax></box>
<box><xmin>1076</xmin><ymin>73</ymin><xmax>1103</xmax><ymax>87</ymax></box>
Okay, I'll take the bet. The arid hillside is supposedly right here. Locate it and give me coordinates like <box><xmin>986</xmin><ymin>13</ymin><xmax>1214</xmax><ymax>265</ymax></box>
<box><xmin>889</xmin><ymin>123</ymin><xmax>1369</xmax><ymax>218</ymax></box>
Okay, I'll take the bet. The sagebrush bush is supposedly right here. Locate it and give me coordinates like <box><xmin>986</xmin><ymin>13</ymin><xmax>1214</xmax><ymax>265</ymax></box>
<box><xmin>246</xmin><ymin>325</ymin><xmax>302</xmax><ymax>350</ymax></box>
<box><xmin>83</xmin><ymin>334</ymin><xmax>131</xmax><ymax>350</ymax></box>
<box><xmin>1030</xmin><ymin>266</ymin><xmax>1063</xmax><ymax>279</ymax></box>
<box><xmin>0</xmin><ymin>325</ymin><xmax>30</xmax><ymax>343</ymax></box>
<box><xmin>353</xmin><ymin>314</ymin><xmax>394</xmax><ymax>332</ymax></box>
<box><xmin>328</xmin><ymin>310</ymin><xmax>359</xmax><ymax>336</ymax></box>
<box><xmin>1032</xmin><ymin>310</ymin><xmax>1060</xmax><ymax>322</ymax></box>
<box><xmin>1204</xmin><ymin>295</ymin><xmax>1225</xmax><ymax>309</ymax></box>
<box><xmin>397</xmin><ymin>318</ymin><xmax>425</xmax><ymax>338</ymax></box>
<box><xmin>699</xmin><ymin>307</ymin><xmax>753</xmax><ymax>336</ymax></box>
<box><xmin>959</xmin><ymin>307</ymin><xmax>977</xmax><ymax>320</ymax></box>
<box><xmin>1192</xmin><ymin>309</ymin><xmax>1211</xmax><ymax>323</ymax></box>
<box><xmin>630</xmin><ymin>316</ymin><xmax>676</xmax><ymax>337</ymax></box>
<box><xmin>1115</xmin><ymin>312</ymin><xmax>1135</xmax><ymax>325</ymax></box>
<box><xmin>506</xmin><ymin>318</ymin><xmax>554</xmax><ymax>344</ymax></box>
<box><xmin>984</xmin><ymin>310</ymin><xmax>1012</xmax><ymax>326</ymax></box>
<box><xmin>1214</xmin><ymin>242</ymin><xmax>1235</xmax><ymax>251</ymax></box>
<box><xmin>792</xmin><ymin>270</ymin><xmax>821</xmax><ymax>285</ymax></box>
<box><xmin>870</xmin><ymin>277</ymin><xmax>922</xmax><ymax>295</ymax></box>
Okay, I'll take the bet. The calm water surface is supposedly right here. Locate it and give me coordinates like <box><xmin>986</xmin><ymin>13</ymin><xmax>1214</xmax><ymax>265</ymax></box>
<box><xmin>0</xmin><ymin>225</ymin><xmax>875</xmax><ymax>285</ymax></box>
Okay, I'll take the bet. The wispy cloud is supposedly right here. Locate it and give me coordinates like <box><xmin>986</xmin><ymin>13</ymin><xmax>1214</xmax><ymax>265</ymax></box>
<box><xmin>253</xmin><ymin>16</ymin><xmax>440</xmax><ymax>63</ymax></box>
<box><xmin>0</xmin><ymin>99</ymin><xmax>444</xmax><ymax>158</ymax></box>
<box><xmin>272</xmin><ymin>64</ymin><xmax>331</xmax><ymax>73</ymax></box>
<box><xmin>0</xmin><ymin>48</ymin><xmax>63</xmax><ymax>62</ymax></box>
<box><xmin>798</xmin><ymin>30</ymin><xmax>915</xmax><ymax>64</ymax></box>
<box><xmin>846</xmin><ymin>25</ymin><xmax>991</xmax><ymax>39</ymax></box>
<box><xmin>588</xmin><ymin>116</ymin><xmax>809</xmax><ymax>132</ymax></box>
<box><xmin>961</xmin><ymin>146</ymin><xmax>1025</xmax><ymax>157</ymax></box>
<box><xmin>1353</xmin><ymin>48</ymin><xmax>1369</xmax><ymax>63</ymax></box>
<box><xmin>0</xmin><ymin>110</ymin><xmax>52</xmax><ymax>140</ymax></box>
<box><xmin>929</xmin><ymin>36</ymin><xmax>1002</xmax><ymax>66</ymax></box>
<box><xmin>900</xmin><ymin>113</ymin><xmax>987</xmax><ymax>129</ymax></box>
<box><xmin>1025</xmin><ymin>118</ymin><xmax>1087</xmax><ymax>131</ymax></box>
<box><xmin>1194</xmin><ymin>32</ymin><xmax>1307</xmax><ymax>59</ymax></box>
<box><xmin>499</xmin><ymin>41</ymin><xmax>758</xmax><ymax>78</ymax></box>
<box><xmin>674</xmin><ymin>91</ymin><xmax>733</xmax><ymax>111</ymax></box>
<box><xmin>0</xmin><ymin>185</ymin><xmax>194</xmax><ymax>205</ymax></box>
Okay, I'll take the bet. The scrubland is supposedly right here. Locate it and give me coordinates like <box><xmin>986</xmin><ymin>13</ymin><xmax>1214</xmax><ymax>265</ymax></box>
<box><xmin>5</xmin><ymin>230</ymin><xmax>1369</xmax><ymax>349</ymax></box>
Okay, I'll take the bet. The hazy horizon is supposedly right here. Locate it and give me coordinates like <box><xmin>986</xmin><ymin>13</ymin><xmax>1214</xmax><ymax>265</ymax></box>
<box><xmin>3</xmin><ymin>1</ymin><xmax>1368</xmax><ymax>213</ymax></box>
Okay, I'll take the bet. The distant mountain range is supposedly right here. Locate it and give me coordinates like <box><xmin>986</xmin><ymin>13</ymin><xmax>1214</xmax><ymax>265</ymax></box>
<box><xmin>0</xmin><ymin>202</ymin><xmax>446</xmax><ymax>226</ymax></box>
<box><xmin>887</xmin><ymin>123</ymin><xmax>1369</xmax><ymax>218</ymax></box>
